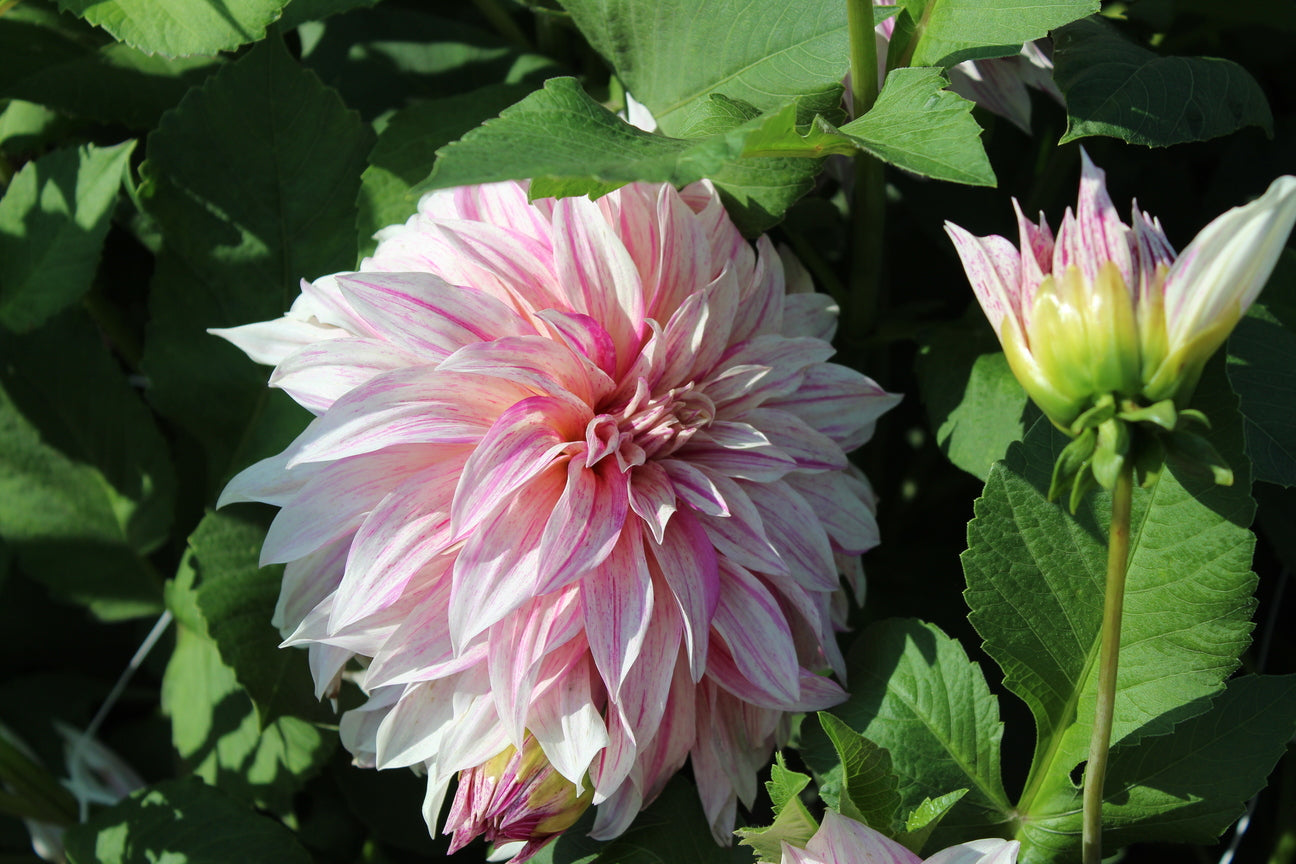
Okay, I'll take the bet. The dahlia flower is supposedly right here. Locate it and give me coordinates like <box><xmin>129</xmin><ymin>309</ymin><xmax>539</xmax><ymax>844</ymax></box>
<box><xmin>946</xmin><ymin>152</ymin><xmax>1296</xmax><ymax>500</ymax></box>
<box><xmin>214</xmin><ymin>180</ymin><xmax>898</xmax><ymax>856</ymax></box>
<box><xmin>781</xmin><ymin>811</ymin><xmax>1019</xmax><ymax>864</ymax></box>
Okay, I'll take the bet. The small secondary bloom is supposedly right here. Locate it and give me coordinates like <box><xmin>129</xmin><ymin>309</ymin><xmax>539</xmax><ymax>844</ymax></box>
<box><xmin>947</xmin><ymin>153</ymin><xmax>1296</xmax><ymax>432</ymax></box>
<box><xmin>781</xmin><ymin>811</ymin><xmax>1019</xmax><ymax>864</ymax></box>
<box><xmin>947</xmin><ymin>153</ymin><xmax>1296</xmax><ymax>501</ymax></box>
<box><xmin>214</xmin><ymin>180</ymin><xmax>898</xmax><ymax>858</ymax></box>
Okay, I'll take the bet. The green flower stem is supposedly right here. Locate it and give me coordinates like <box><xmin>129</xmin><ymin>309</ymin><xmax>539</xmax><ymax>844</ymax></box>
<box><xmin>1082</xmin><ymin>459</ymin><xmax>1134</xmax><ymax>864</ymax></box>
<box><xmin>846</xmin><ymin>0</ymin><xmax>885</xmax><ymax>340</ymax></box>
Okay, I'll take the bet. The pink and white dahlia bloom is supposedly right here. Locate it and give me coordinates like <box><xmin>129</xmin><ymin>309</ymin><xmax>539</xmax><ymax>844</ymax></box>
<box><xmin>946</xmin><ymin>152</ymin><xmax>1296</xmax><ymax>433</ymax></box>
<box><xmin>214</xmin><ymin>180</ymin><xmax>899</xmax><ymax>855</ymax></box>
<box><xmin>782</xmin><ymin>811</ymin><xmax>1019</xmax><ymax>864</ymax></box>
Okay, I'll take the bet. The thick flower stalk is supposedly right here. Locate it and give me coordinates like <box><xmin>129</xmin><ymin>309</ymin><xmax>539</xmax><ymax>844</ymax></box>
<box><xmin>214</xmin><ymin>180</ymin><xmax>899</xmax><ymax>859</ymax></box>
<box><xmin>947</xmin><ymin>152</ymin><xmax>1296</xmax><ymax>504</ymax></box>
<box><xmin>781</xmin><ymin>811</ymin><xmax>1019</xmax><ymax>864</ymax></box>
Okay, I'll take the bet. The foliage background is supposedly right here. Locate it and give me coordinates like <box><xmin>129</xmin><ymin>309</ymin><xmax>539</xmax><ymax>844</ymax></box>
<box><xmin>1</xmin><ymin>0</ymin><xmax>1294</xmax><ymax>862</ymax></box>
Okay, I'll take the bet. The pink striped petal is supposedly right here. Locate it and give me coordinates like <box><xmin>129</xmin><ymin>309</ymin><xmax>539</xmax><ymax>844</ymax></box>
<box><xmin>742</xmin><ymin>480</ymin><xmax>838</xmax><ymax>592</ymax></box>
<box><xmin>448</xmin><ymin>464</ymin><xmax>566</xmax><ymax>650</ymax></box>
<box><xmin>450</xmin><ymin>395</ymin><xmax>588</xmax><ymax>536</ymax></box>
<box><xmin>535</xmin><ymin>456</ymin><xmax>630</xmax><ymax>594</ymax></box>
<box><xmin>944</xmin><ymin>222</ymin><xmax>1024</xmax><ymax>343</ymax></box>
<box><xmin>529</xmin><ymin>653</ymin><xmax>609</xmax><ymax>789</ymax></box>
<box><xmin>287</xmin><ymin>369</ymin><xmax>528</xmax><ymax>466</ymax></box>
<box><xmin>552</xmin><ymin>196</ymin><xmax>646</xmax><ymax>372</ymax></box>
<box><xmin>270</xmin><ymin>337</ymin><xmax>414</xmax><ymax>414</ymax></box>
<box><xmin>647</xmin><ymin>509</ymin><xmax>720</xmax><ymax>682</ymax></box>
<box><xmin>785</xmin><ymin>471</ymin><xmax>880</xmax><ymax>555</ymax></box>
<box><xmin>627</xmin><ymin>461</ymin><xmax>677</xmax><ymax>543</ymax></box>
<box><xmin>711</xmin><ymin>559</ymin><xmax>801</xmax><ymax>704</ymax></box>
<box><xmin>338</xmin><ymin>272</ymin><xmax>533</xmax><ymax>359</ymax></box>
<box><xmin>535</xmin><ymin>309</ymin><xmax>619</xmax><ymax>377</ymax></box>
<box><xmin>437</xmin><ymin>334</ymin><xmax>614</xmax><ymax>409</ymax></box>
<box><xmin>581</xmin><ymin>521</ymin><xmax>653</xmax><ymax>697</ymax></box>
<box><xmin>741</xmin><ymin>407</ymin><xmax>848</xmax><ymax>471</ymax></box>
<box><xmin>260</xmin><ymin>445</ymin><xmax>452</xmax><ymax>565</ymax></box>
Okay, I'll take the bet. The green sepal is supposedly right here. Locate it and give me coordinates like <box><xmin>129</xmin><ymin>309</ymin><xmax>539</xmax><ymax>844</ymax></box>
<box><xmin>1069</xmin><ymin>393</ymin><xmax>1116</xmax><ymax>435</ymax></box>
<box><xmin>1117</xmin><ymin>398</ymin><xmax>1177</xmax><ymax>431</ymax></box>
<box><xmin>1091</xmin><ymin>417</ymin><xmax>1131</xmax><ymax>490</ymax></box>
<box><xmin>1164</xmin><ymin>429</ymin><xmax>1234</xmax><ymax>487</ymax></box>
<box><xmin>1176</xmin><ymin>408</ymin><xmax>1212</xmax><ymax>431</ymax></box>
<box><xmin>1068</xmin><ymin>462</ymin><xmax>1098</xmax><ymax>513</ymax></box>
<box><xmin>1048</xmin><ymin>426</ymin><xmax>1097</xmax><ymax>504</ymax></box>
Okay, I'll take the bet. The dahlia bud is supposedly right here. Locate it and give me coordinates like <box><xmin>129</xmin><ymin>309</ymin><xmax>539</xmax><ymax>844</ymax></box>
<box><xmin>445</xmin><ymin>735</ymin><xmax>594</xmax><ymax>862</ymax></box>
<box><xmin>947</xmin><ymin>151</ymin><xmax>1296</xmax><ymax>507</ymax></box>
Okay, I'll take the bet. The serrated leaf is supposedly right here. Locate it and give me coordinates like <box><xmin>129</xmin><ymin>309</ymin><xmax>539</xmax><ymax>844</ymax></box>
<box><xmin>63</xmin><ymin>777</ymin><xmax>313</xmax><ymax>864</ymax></box>
<box><xmin>737</xmin><ymin>759</ymin><xmax>819</xmax><ymax>863</ymax></box>
<box><xmin>561</xmin><ymin>0</ymin><xmax>849</xmax><ymax>137</ymax></box>
<box><xmin>837</xmin><ymin>68</ymin><xmax>994</xmax><ymax>186</ymax></box>
<box><xmin>189</xmin><ymin>509</ymin><xmax>334</xmax><ymax>728</ymax></box>
<box><xmin>816</xmin><ymin>713</ymin><xmax>901</xmax><ymax>833</ymax></box>
<box><xmin>918</xmin><ymin>325</ymin><xmax>1034</xmax><ymax>480</ymax></box>
<box><xmin>357</xmin><ymin>82</ymin><xmax>540</xmax><ymax>258</ymax></box>
<box><xmin>55</xmin><ymin>0</ymin><xmax>289</xmax><ymax>57</ymax></box>
<box><xmin>1019</xmin><ymin>674</ymin><xmax>1296</xmax><ymax>861</ymax></box>
<box><xmin>416</xmin><ymin>76</ymin><xmax>829</xmax><ymax>233</ymax></box>
<box><xmin>768</xmin><ymin>756</ymin><xmax>811</xmax><ymax>814</ymax></box>
<box><xmin>0</xmin><ymin>310</ymin><xmax>172</xmax><ymax>620</ymax></box>
<box><xmin>0</xmin><ymin>7</ymin><xmax>220</xmax><ymax>127</ymax></box>
<box><xmin>896</xmin><ymin>790</ymin><xmax>968</xmax><ymax>854</ymax></box>
<box><xmin>963</xmin><ymin>363</ymin><xmax>1256</xmax><ymax>843</ymax></box>
<box><xmin>804</xmin><ymin>619</ymin><xmax>1011</xmax><ymax>846</ymax></box>
<box><xmin>1228</xmin><ymin>304</ymin><xmax>1296</xmax><ymax>487</ymax></box>
<box><xmin>0</xmin><ymin>141</ymin><xmax>134</xmax><ymax>332</ymax></box>
<box><xmin>901</xmin><ymin>0</ymin><xmax>1098</xmax><ymax>68</ymax></box>
<box><xmin>1053</xmin><ymin>17</ymin><xmax>1272</xmax><ymax>146</ymax></box>
<box><xmin>161</xmin><ymin>622</ymin><xmax>334</xmax><ymax>813</ymax></box>
<box><xmin>140</xmin><ymin>36</ymin><xmax>370</xmax><ymax>494</ymax></box>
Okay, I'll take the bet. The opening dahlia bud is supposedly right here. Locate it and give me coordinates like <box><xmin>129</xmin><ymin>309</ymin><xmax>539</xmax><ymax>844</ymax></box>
<box><xmin>946</xmin><ymin>150</ymin><xmax>1296</xmax><ymax>507</ymax></box>
<box><xmin>446</xmin><ymin>735</ymin><xmax>594</xmax><ymax>862</ymax></box>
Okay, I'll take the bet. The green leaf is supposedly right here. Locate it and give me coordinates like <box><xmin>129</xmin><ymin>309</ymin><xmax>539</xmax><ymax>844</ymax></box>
<box><xmin>0</xmin><ymin>100</ymin><xmax>73</xmax><ymax>155</ymax></box>
<box><xmin>298</xmin><ymin>7</ymin><xmax>556</xmax><ymax>120</ymax></box>
<box><xmin>1019</xmin><ymin>674</ymin><xmax>1296</xmax><ymax>860</ymax></box>
<box><xmin>161</xmin><ymin>622</ymin><xmax>334</xmax><ymax>813</ymax></box>
<box><xmin>963</xmin><ymin>363</ymin><xmax>1256</xmax><ymax>840</ymax></box>
<box><xmin>0</xmin><ymin>310</ymin><xmax>173</xmax><ymax>620</ymax></box>
<box><xmin>357</xmin><ymin>82</ymin><xmax>541</xmax><ymax>258</ymax></box>
<box><xmin>736</xmin><ymin>757</ymin><xmax>818</xmax><ymax>863</ymax></box>
<box><xmin>1053</xmin><ymin>17</ymin><xmax>1273</xmax><ymax>146</ymax></box>
<box><xmin>1228</xmin><ymin>304</ymin><xmax>1296</xmax><ymax>487</ymax></box>
<box><xmin>190</xmin><ymin>509</ymin><xmax>335</xmax><ymax>728</ymax></box>
<box><xmin>816</xmin><ymin>713</ymin><xmax>901</xmax><ymax>833</ymax></box>
<box><xmin>804</xmin><ymin>619</ymin><xmax>1011</xmax><ymax>846</ymax></box>
<box><xmin>745</xmin><ymin>68</ymin><xmax>995</xmax><ymax>187</ymax></box>
<box><xmin>0</xmin><ymin>141</ymin><xmax>134</xmax><ymax>333</ymax></box>
<box><xmin>417</xmin><ymin>77</ymin><xmax>830</xmax><ymax>233</ymax></box>
<box><xmin>901</xmin><ymin>0</ymin><xmax>1098</xmax><ymax>68</ymax></box>
<box><xmin>63</xmin><ymin>777</ymin><xmax>313</xmax><ymax>864</ymax></box>
<box><xmin>918</xmin><ymin>325</ymin><xmax>1034</xmax><ymax>480</ymax></box>
<box><xmin>55</xmin><ymin>0</ymin><xmax>289</xmax><ymax>57</ymax></box>
<box><xmin>0</xmin><ymin>7</ymin><xmax>221</xmax><ymax>127</ymax></box>
<box><xmin>896</xmin><ymin>790</ymin><xmax>968</xmax><ymax>854</ymax></box>
<box><xmin>767</xmin><ymin>755</ymin><xmax>812</xmax><ymax>813</ymax></box>
<box><xmin>532</xmin><ymin>775</ymin><xmax>751</xmax><ymax>864</ymax></box>
<box><xmin>561</xmin><ymin>0</ymin><xmax>850</xmax><ymax>137</ymax></box>
<box><xmin>140</xmin><ymin>36</ymin><xmax>371</xmax><ymax>494</ymax></box>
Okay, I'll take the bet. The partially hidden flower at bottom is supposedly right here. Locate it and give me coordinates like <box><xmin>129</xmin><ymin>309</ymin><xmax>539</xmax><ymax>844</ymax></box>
<box><xmin>946</xmin><ymin>151</ymin><xmax>1296</xmax><ymax>504</ymax></box>
<box><xmin>781</xmin><ymin>811</ymin><xmax>1019</xmax><ymax>864</ymax></box>
<box><xmin>213</xmin><ymin>179</ymin><xmax>900</xmax><ymax>860</ymax></box>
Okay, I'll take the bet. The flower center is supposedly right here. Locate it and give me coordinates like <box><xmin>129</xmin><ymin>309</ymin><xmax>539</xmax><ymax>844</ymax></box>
<box><xmin>585</xmin><ymin>380</ymin><xmax>716</xmax><ymax>471</ymax></box>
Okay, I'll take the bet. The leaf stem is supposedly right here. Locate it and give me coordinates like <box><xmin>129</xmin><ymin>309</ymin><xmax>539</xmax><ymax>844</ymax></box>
<box><xmin>846</xmin><ymin>0</ymin><xmax>885</xmax><ymax>341</ymax></box>
<box><xmin>1082</xmin><ymin>460</ymin><xmax>1134</xmax><ymax>864</ymax></box>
